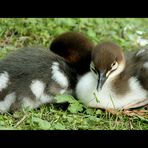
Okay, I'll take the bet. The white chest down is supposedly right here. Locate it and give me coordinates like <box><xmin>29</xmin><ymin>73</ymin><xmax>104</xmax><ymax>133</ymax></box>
<box><xmin>76</xmin><ymin>72</ymin><xmax>148</xmax><ymax>109</ymax></box>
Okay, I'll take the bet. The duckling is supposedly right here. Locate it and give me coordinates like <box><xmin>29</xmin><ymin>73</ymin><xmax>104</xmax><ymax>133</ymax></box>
<box><xmin>0</xmin><ymin>47</ymin><xmax>77</xmax><ymax>113</ymax></box>
<box><xmin>50</xmin><ymin>32</ymin><xmax>94</xmax><ymax>75</ymax></box>
<box><xmin>76</xmin><ymin>42</ymin><xmax>148</xmax><ymax>110</ymax></box>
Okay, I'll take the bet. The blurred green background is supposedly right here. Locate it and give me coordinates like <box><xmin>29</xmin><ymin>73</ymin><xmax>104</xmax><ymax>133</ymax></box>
<box><xmin>0</xmin><ymin>18</ymin><xmax>148</xmax><ymax>57</ymax></box>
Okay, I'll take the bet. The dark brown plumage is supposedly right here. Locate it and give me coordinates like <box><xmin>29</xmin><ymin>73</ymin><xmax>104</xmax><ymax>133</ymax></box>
<box><xmin>50</xmin><ymin>32</ymin><xmax>94</xmax><ymax>75</ymax></box>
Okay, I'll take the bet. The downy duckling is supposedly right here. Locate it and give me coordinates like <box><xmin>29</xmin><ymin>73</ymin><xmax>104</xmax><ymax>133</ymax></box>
<box><xmin>0</xmin><ymin>47</ymin><xmax>77</xmax><ymax>113</ymax></box>
<box><xmin>76</xmin><ymin>42</ymin><xmax>148</xmax><ymax>110</ymax></box>
<box><xmin>50</xmin><ymin>31</ymin><xmax>94</xmax><ymax>75</ymax></box>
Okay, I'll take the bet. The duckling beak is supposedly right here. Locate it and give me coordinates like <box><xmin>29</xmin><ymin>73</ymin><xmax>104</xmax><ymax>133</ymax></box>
<box><xmin>97</xmin><ymin>72</ymin><xmax>107</xmax><ymax>91</ymax></box>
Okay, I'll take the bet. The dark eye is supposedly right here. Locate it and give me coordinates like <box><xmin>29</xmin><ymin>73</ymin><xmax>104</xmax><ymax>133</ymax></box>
<box><xmin>111</xmin><ymin>61</ymin><xmax>116</xmax><ymax>67</ymax></box>
<box><xmin>111</xmin><ymin>61</ymin><xmax>118</xmax><ymax>70</ymax></box>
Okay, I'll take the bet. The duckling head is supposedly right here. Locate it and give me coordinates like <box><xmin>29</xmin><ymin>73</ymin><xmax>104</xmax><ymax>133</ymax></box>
<box><xmin>91</xmin><ymin>41</ymin><xmax>126</xmax><ymax>91</ymax></box>
<box><xmin>50</xmin><ymin>31</ymin><xmax>94</xmax><ymax>75</ymax></box>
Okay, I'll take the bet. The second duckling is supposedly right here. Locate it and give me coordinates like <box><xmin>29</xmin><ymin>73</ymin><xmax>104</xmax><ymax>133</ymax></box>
<box><xmin>0</xmin><ymin>47</ymin><xmax>77</xmax><ymax>113</ymax></box>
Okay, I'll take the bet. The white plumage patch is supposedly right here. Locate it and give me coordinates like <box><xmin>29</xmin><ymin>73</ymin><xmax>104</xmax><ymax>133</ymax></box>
<box><xmin>0</xmin><ymin>71</ymin><xmax>9</xmax><ymax>92</ymax></box>
<box><xmin>51</xmin><ymin>62</ymin><xmax>68</xmax><ymax>88</ymax></box>
<box><xmin>136</xmin><ymin>49</ymin><xmax>146</xmax><ymax>56</ymax></box>
<box><xmin>76</xmin><ymin>72</ymin><xmax>97</xmax><ymax>106</ymax></box>
<box><xmin>143</xmin><ymin>62</ymin><xmax>148</xmax><ymax>69</ymax></box>
<box><xmin>22</xmin><ymin>97</ymin><xmax>37</xmax><ymax>109</ymax></box>
<box><xmin>60</xmin><ymin>89</ymin><xmax>67</xmax><ymax>94</ymax></box>
<box><xmin>27</xmin><ymin>80</ymin><xmax>54</xmax><ymax>109</ymax></box>
<box><xmin>0</xmin><ymin>92</ymin><xmax>16</xmax><ymax>113</ymax></box>
<box><xmin>76</xmin><ymin>72</ymin><xmax>148</xmax><ymax>110</ymax></box>
<box><xmin>30</xmin><ymin>80</ymin><xmax>45</xmax><ymax>99</ymax></box>
<box><xmin>40</xmin><ymin>94</ymin><xmax>53</xmax><ymax>104</ymax></box>
<box><xmin>22</xmin><ymin>94</ymin><xmax>53</xmax><ymax>109</ymax></box>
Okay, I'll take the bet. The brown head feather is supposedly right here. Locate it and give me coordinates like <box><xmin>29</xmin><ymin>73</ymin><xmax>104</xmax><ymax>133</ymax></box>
<box><xmin>50</xmin><ymin>32</ymin><xmax>94</xmax><ymax>63</ymax></box>
<box><xmin>92</xmin><ymin>41</ymin><xmax>125</xmax><ymax>72</ymax></box>
<box><xmin>50</xmin><ymin>32</ymin><xmax>94</xmax><ymax>74</ymax></box>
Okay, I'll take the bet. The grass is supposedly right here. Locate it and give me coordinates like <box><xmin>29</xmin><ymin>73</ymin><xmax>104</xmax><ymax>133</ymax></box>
<box><xmin>0</xmin><ymin>18</ymin><xmax>148</xmax><ymax>130</ymax></box>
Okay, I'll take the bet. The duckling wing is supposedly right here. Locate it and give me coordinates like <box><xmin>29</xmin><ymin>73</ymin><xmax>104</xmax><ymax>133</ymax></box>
<box><xmin>0</xmin><ymin>48</ymin><xmax>76</xmax><ymax>95</ymax></box>
<box><xmin>0</xmin><ymin>48</ymin><xmax>56</xmax><ymax>99</ymax></box>
<box><xmin>0</xmin><ymin>48</ymin><xmax>52</xmax><ymax>77</ymax></box>
<box><xmin>124</xmin><ymin>47</ymin><xmax>148</xmax><ymax>91</ymax></box>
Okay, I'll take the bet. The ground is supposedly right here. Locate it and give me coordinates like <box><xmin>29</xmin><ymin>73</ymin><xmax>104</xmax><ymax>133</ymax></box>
<box><xmin>0</xmin><ymin>18</ymin><xmax>147</xmax><ymax>130</ymax></box>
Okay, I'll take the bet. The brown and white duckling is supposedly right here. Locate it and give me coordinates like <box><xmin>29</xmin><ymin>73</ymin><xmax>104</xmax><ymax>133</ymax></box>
<box><xmin>0</xmin><ymin>47</ymin><xmax>77</xmax><ymax>113</ymax></box>
<box><xmin>50</xmin><ymin>31</ymin><xmax>94</xmax><ymax>75</ymax></box>
<box><xmin>76</xmin><ymin>42</ymin><xmax>148</xmax><ymax>110</ymax></box>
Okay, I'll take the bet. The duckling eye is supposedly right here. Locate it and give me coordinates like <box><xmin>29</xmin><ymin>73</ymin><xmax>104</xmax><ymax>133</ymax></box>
<box><xmin>111</xmin><ymin>61</ymin><xmax>116</xmax><ymax>67</ymax></box>
<box><xmin>111</xmin><ymin>61</ymin><xmax>118</xmax><ymax>70</ymax></box>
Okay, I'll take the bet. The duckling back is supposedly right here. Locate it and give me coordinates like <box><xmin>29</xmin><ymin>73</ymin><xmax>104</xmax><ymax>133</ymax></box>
<box><xmin>0</xmin><ymin>47</ymin><xmax>77</xmax><ymax>113</ymax></box>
